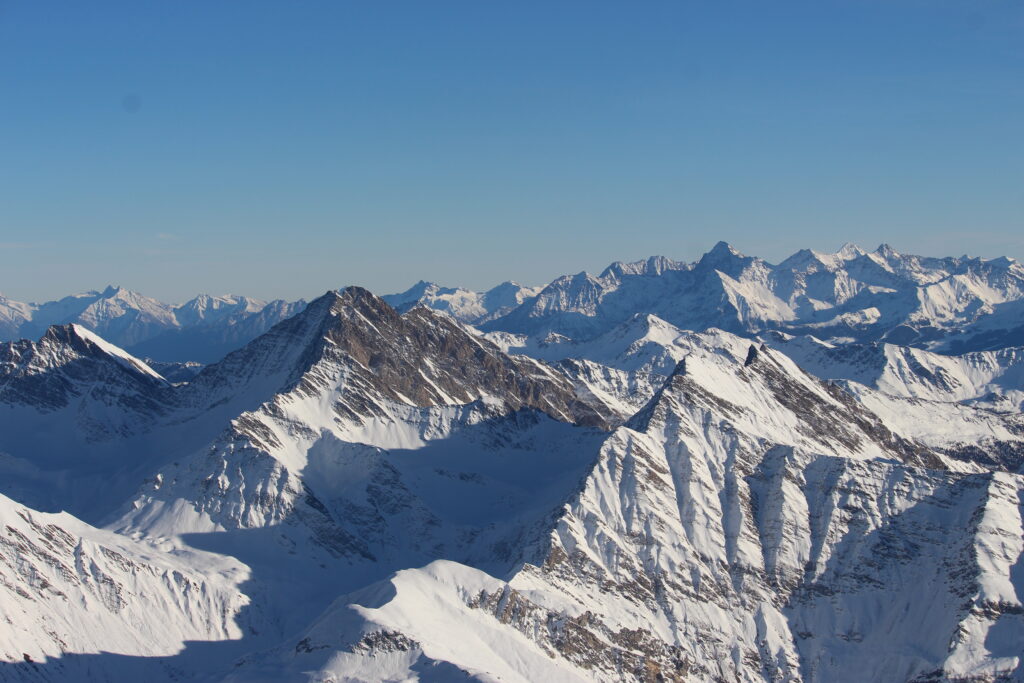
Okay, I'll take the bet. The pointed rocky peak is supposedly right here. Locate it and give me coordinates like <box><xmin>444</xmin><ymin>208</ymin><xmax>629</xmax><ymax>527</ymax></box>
<box><xmin>409</xmin><ymin>279</ymin><xmax>435</xmax><ymax>293</ymax></box>
<box><xmin>70</xmin><ymin>325</ymin><xmax>166</xmax><ymax>380</ymax></box>
<box><xmin>0</xmin><ymin>323</ymin><xmax>168</xmax><ymax>400</ymax></box>
<box><xmin>251</xmin><ymin>286</ymin><xmax>396</xmax><ymax>340</ymax></box>
<box><xmin>696</xmin><ymin>241</ymin><xmax>751</xmax><ymax>275</ymax></box>
<box><xmin>743</xmin><ymin>344</ymin><xmax>760</xmax><ymax>367</ymax></box>
<box><xmin>706</xmin><ymin>240</ymin><xmax>743</xmax><ymax>258</ymax></box>
<box><xmin>191</xmin><ymin>286</ymin><xmax>610</xmax><ymax>428</ymax></box>
<box><xmin>874</xmin><ymin>243</ymin><xmax>901</xmax><ymax>260</ymax></box>
<box><xmin>181</xmin><ymin>291</ymin><xmax>359</xmax><ymax>400</ymax></box>
<box><xmin>332</xmin><ymin>286</ymin><xmax>402</xmax><ymax>322</ymax></box>
<box><xmin>280</xmin><ymin>289</ymin><xmax>613</xmax><ymax>427</ymax></box>
<box><xmin>619</xmin><ymin>312</ymin><xmax>685</xmax><ymax>344</ymax></box>
<box><xmin>624</xmin><ymin>327</ymin><xmax>942</xmax><ymax>467</ymax></box>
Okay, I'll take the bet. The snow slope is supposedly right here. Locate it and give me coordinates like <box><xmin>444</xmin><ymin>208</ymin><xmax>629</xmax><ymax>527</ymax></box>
<box><xmin>1</xmin><ymin>284</ymin><xmax>1023</xmax><ymax>682</ymax></box>
<box><xmin>0</xmin><ymin>491</ymin><xmax>248</xmax><ymax>681</ymax></box>
<box><xmin>218</xmin><ymin>338</ymin><xmax>1024</xmax><ymax>682</ymax></box>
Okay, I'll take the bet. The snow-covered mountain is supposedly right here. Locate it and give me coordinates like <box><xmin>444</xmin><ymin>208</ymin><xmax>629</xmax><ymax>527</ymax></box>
<box><xmin>473</xmin><ymin>243</ymin><xmax>1024</xmax><ymax>354</ymax></box>
<box><xmin>383</xmin><ymin>280</ymin><xmax>542</xmax><ymax>324</ymax></box>
<box><xmin>1</xmin><ymin>252</ymin><xmax>1024</xmax><ymax>681</ymax></box>
<box><xmin>5</xmin><ymin>241</ymin><xmax>1023</xmax><ymax>366</ymax></box>
<box><xmin>0</xmin><ymin>286</ymin><xmax>306</xmax><ymax>364</ymax></box>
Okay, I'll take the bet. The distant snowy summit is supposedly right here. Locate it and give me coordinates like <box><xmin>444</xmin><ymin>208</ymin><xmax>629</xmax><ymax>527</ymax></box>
<box><xmin>2</xmin><ymin>280</ymin><xmax>1024</xmax><ymax>681</ymax></box>
<box><xmin>0</xmin><ymin>286</ymin><xmax>305</xmax><ymax>363</ymax></box>
<box><xmin>7</xmin><ymin>241</ymin><xmax>1018</xmax><ymax>363</ymax></box>
<box><xmin>468</xmin><ymin>241</ymin><xmax>1024</xmax><ymax>353</ymax></box>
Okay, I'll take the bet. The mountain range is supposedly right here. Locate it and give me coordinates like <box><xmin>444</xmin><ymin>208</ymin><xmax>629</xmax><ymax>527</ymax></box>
<box><xmin>5</xmin><ymin>243</ymin><xmax>1024</xmax><ymax>368</ymax></box>
<box><xmin>1</xmin><ymin>244</ymin><xmax>1024</xmax><ymax>681</ymax></box>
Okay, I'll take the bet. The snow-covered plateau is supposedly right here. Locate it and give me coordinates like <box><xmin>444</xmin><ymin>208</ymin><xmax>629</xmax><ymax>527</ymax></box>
<box><xmin>1</xmin><ymin>244</ymin><xmax>1024</xmax><ymax>682</ymax></box>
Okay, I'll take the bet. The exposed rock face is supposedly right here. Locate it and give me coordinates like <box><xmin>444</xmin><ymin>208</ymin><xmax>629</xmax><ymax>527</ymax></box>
<box><xmin>309</xmin><ymin>288</ymin><xmax>610</xmax><ymax>426</ymax></box>
<box><xmin>0</xmin><ymin>325</ymin><xmax>172</xmax><ymax>480</ymax></box>
<box><xmin>0</xmin><ymin>283</ymin><xmax>1023</xmax><ymax>682</ymax></box>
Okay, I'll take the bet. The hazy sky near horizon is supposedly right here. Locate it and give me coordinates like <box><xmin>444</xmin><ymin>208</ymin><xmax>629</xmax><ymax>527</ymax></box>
<box><xmin>1</xmin><ymin>1</ymin><xmax>1022</xmax><ymax>302</ymax></box>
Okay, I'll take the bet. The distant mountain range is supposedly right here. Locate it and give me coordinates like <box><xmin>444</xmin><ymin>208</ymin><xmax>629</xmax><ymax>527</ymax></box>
<box><xmin>0</xmin><ymin>286</ymin><xmax>306</xmax><ymax>364</ymax></box>
<box><xmin>2</xmin><ymin>246</ymin><xmax>1024</xmax><ymax>681</ymax></box>
<box><xmin>4</xmin><ymin>243</ymin><xmax>1022</xmax><ymax>367</ymax></box>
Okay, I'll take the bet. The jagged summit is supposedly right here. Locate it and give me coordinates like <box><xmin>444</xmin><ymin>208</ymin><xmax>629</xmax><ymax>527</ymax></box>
<box><xmin>600</xmin><ymin>254</ymin><xmax>685</xmax><ymax>279</ymax></box>
<box><xmin>334</xmin><ymin>284</ymin><xmax>389</xmax><ymax>309</ymax></box>
<box><xmin>4</xmin><ymin>323</ymin><xmax>166</xmax><ymax>386</ymax></box>
<box><xmin>875</xmin><ymin>242</ymin><xmax>901</xmax><ymax>258</ymax></box>
<box><xmin>696</xmin><ymin>240</ymin><xmax>748</xmax><ymax>268</ymax></box>
<box><xmin>3</xmin><ymin>261</ymin><xmax>1024</xmax><ymax>681</ymax></box>
<box><xmin>7</xmin><ymin>242</ymin><xmax>1024</xmax><ymax>364</ymax></box>
<box><xmin>182</xmin><ymin>286</ymin><xmax>612</xmax><ymax>431</ymax></box>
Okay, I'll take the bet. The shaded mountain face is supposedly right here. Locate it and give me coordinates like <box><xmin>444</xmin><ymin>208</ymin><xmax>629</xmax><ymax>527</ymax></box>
<box><xmin>0</xmin><ymin>324</ymin><xmax>170</xmax><ymax>455</ymax></box>
<box><xmin>215</xmin><ymin>333</ymin><xmax>1024</xmax><ymax>683</ymax></box>
<box><xmin>1</xmin><ymin>276</ymin><xmax>1024</xmax><ymax>682</ymax></box>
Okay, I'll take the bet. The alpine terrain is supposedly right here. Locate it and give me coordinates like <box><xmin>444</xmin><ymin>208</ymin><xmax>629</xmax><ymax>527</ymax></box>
<box><xmin>1</xmin><ymin>243</ymin><xmax>1024</xmax><ymax>682</ymax></box>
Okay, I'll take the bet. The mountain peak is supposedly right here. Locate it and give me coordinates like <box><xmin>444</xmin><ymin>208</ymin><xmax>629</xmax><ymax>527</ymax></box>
<box><xmin>696</xmin><ymin>241</ymin><xmax>748</xmax><ymax>272</ymax></box>
<box><xmin>708</xmin><ymin>240</ymin><xmax>740</xmax><ymax>256</ymax></box>
<box><xmin>35</xmin><ymin>324</ymin><xmax>167</xmax><ymax>382</ymax></box>
<box><xmin>334</xmin><ymin>286</ymin><xmax>399</xmax><ymax>317</ymax></box>
<box><xmin>875</xmin><ymin>243</ymin><xmax>901</xmax><ymax>259</ymax></box>
<box><xmin>837</xmin><ymin>242</ymin><xmax>866</xmax><ymax>258</ymax></box>
<box><xmin>600</xmin><ymin>255</ymin><xmax>681</xmax><ymax>279</ymax></box>
<box><xmin>215</xmin><ymin>285</ymin><xmax>612</xmax><ymax>428</ymax></box>
<box><xmin>703</xmin><ymin>241</ymin><xmax>745</xmax><ymax>260</ymax></box>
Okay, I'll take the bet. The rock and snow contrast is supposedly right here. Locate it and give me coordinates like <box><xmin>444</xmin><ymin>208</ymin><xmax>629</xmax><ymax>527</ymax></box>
<box><xmin>4</xmin><ymin>242</ymin><xmax>1024</xmax><ymax>363</ymax></box>
<box><xmin>1</xmin><ymin>244</ymin><xmax>1024</xmax><ymax>681</ymax></box>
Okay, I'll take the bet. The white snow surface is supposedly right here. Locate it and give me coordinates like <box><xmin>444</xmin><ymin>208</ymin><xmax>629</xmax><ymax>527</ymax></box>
<box><xmin>1</xmin><ymin>277</ymin><xmax>1024</xmax><ymax>681</ymax></box>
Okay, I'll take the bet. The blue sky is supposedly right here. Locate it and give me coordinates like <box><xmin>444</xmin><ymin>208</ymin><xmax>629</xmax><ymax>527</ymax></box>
<box><xmin>1</xmin><ymin>1</ymin><xmax>1021</xmax><ymax>302</ymax></box>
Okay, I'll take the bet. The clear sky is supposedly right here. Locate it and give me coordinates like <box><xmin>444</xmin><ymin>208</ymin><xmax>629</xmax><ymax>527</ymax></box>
<box><xmin>1</xmin><ymin>1</ymin><xmax>1022</xmax><ymax>303</ymax></box>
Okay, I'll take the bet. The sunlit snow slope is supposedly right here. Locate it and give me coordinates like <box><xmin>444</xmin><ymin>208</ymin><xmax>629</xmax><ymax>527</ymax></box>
<box><xmin>0</xmin><ymin>277</ymin><xmax>1022</xmax><ymax>682</ymax></box>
